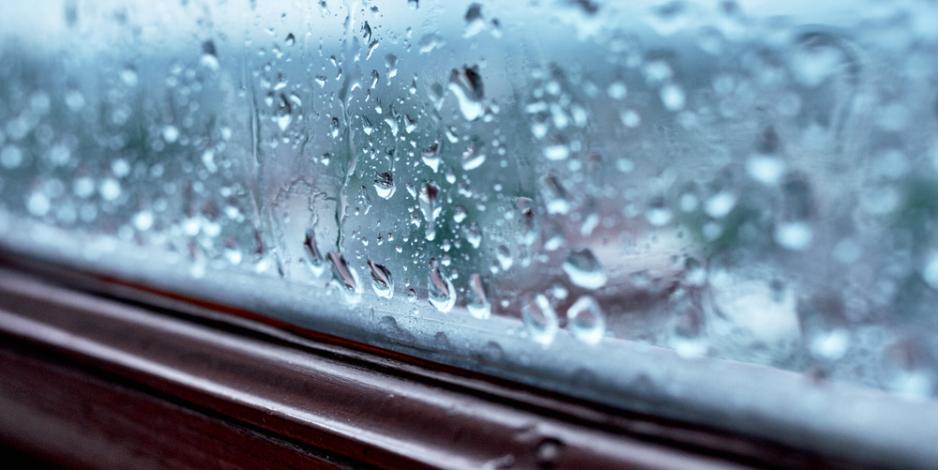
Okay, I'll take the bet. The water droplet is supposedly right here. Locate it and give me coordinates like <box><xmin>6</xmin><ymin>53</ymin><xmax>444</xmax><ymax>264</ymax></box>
<box><xmin>810</xmin><ymin>329</ymin><xmax>849</xmax><ymax>361</ymax></box>
<box><xmin>422</xmin><ymin>141</ymin><xmax>441</xmax><ymax>172</ymax></box>
<box><xmin>162</xmin><ymin>125</ymin><xmax>180</xmax><ymax>143</ymax></box>
<box><xmin>449</xmin><ymin>65</ymin><xmax>485</xmax><ymax>121</ymax></box>
<box><xmin>704</xmin><ymin>191</ymin><xmax>736</xmax><ymax>218</ymax></box>
<box><xmin>464</xmin><ymin>3</ymin><xmax>486</xmax><ymax>37</ymax></box>
<box><xmin>284</xmin><ymin>32</ymin><xmax>296</xmax><ymax>46</ymax></box>
<box><xmin>567</xmin><ymin>296</ymin><xmax>605</xmax><ymax>345</ymax></box>
<box><xmin>619</xmin><ymin>109</ymin><xmax>641</xmax><ymax>128</ymax></box>
<box><xmin>775</xmin><ymin>221</ymin><xmax>813</xmax><ymax>251</ymax></box>
<box><xmin>200</xmin><ymin>40</ymin><xmax>219</xmax><ymax>70</ymax></box>
<box><xmin>120</xmin><ymin>66</ymin><xmax>138</xmax><ymax>86</ymax></box>
<box><xmin>467</xmin><ymin>273</ymin><xmax>492</xmax><ymax>320</ymax></box>
<box><xmin>660</xmin><ymin>82</ymin><xmax>685</xmax><ymax>111</ymax></box>
<box><xmin>99</xmin><ymin>178</ymin><xmax>122</xmax><ymax>201</ymax></box>
<box><xmin>303</xmin><ymin>228</ymin><xmax>327</xmax><ymax>276</ymax></box>
<box><xmin>328</xmin><ymin>252</ymin><xmax>363</xmax><ymax>303</ymax></box>
<box><xmin>419</xmin><ymin>182</ymin><xmax>441</xmax><ymax>241</ymax></box>
<box><xmin>747</xmin><ymin>155</ymin><xmax>786</xmax><ymax>185</ymax></box>
<box><xmin>522</xmin><ymin>294</ymin><xmax>559</xmax><ymax>346</ymax></box>
<box><xmin>26</xmin><ymin>192</ymin><xmax>50</xmax><ymax>217</ymax></box>
<box><xmin>418</xmin><ymin>33</ymin><xmax>445</xmax><ymax>54</ymax></box>
<box><xmin>562</xmin><ymin>249</ymin><xmax>607</xmax><ymax>290</ymax></box>
<box><xmin>428</xmin><ymin>258</ymin><xmax>457</xmax><ymax>313</ymax></box>
<box><xmin>1</xmin><ymin>145</ymin><xmax>23</xmax><ymax>169</ymax></box>
<box><xmin>496</xmin><ymin>244</ymin><xmax>513</xmax><ymax>270</ymax></box>
<box><xmin>645</xmin><ymin>200</ymin><xmax>673</xmax><ymax>227</ymax></box>
<box><xmin>461</xmin><ymin>137</ymin><xmax>486</xmax><ymax>170</ymax></box>
<box><xmin>374</xmin><ymin>171</ymin><xmax>396</xmax><ymax>199</ymax></box>
<box><xmin>132</xmin><ymin>210</ymin><xmax>154</xmax><ymax>231</ymax></box>
<box><xmin>367</xmin><ymin>260</ymin><xmax>394</xmax><ymax>299</ymax></box>
<box><xmin>464</xmin><ymin>222</ymin><xmax>483</xmax><ymax>248</ymax></box>
<box><xmin>385</xmin><ymin>54</ymin><xmax>398</xmax><ymax>79</ymax></box>
<box><xmin>542</xmin><ymin>175</ymin><xmax>571</xmax><ymax>215</ymax></box>
<box><xmin>543</xmin><ymin>143</ymin><xmax>570</xmax><ymax>161</ymax></box>
<box><xmin>535</xmin><ymin>438</ymin><xmax>564</xmax><ymax>468</ymax></box>
<box><xmin>607</xmin><ymin>81</ymin><xmax>627</xmax><ymax>100</ymax></box>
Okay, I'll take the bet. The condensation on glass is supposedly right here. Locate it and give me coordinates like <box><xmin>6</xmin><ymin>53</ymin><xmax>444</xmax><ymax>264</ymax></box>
<box><xmin>2</xmin><ymin>0</ymin><xmax>938</xmax><ymax>459</ymax></box>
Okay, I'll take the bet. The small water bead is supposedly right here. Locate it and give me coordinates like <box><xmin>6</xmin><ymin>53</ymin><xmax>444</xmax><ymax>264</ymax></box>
<box><xmin>495</xmin><ymin>244</ymin><xmax>513</xmax><ymax>270</ymax></box>
<box><xmin>419</xmin><ymin>33</ymin><xmax>444</xmax><ymax>54</ymax></box>
<box><xmin>775</xmin><ymin>221</ymin><xmax>813</xmax><ymax>251</ymax></box>
<box><xmin>562</xmin><ymin>249</ymin><xmax>607</xmax><ymax>290</ymax></box>
<box><xmin>26</xmin><ymin>192</ymin><xmax>50</xmax><ymax>217</ymax></box>
<box><xmin>747</xmin><ymin>154</ymin><xmax>786</xmax><ymax>185</ymax></box>
<box><xmin>566</xmin><ymin>296</ymin><xmax>605</xmax><ymax>345</ymax></box>
<box><xmin>704</xmin><ymin>191</ymin><xmax>736</xmax><ymax>218</ymax></box>
<box><xmin>428</xmin><ymin>258</ymin><xmax>457</xmax><ymax>313</ymax></box>
<box><xmin>284</xmin><ymin>32</ymin><xmax>296</xmax><ymax>46</ymax></box>
<box><xmin>132</xmin><ymin>210</ymin><xmax>154</xmax><ymax>231</ymax></box>
<box><xmin>543</xmin><ymin>143</ymin><xmax>570</xmax><ymax>161</ymax></box>
<box><xmin>522</xmin><ymin>294</ymin><xmax>559</xmax><ymax>347</ymax></box>
<box><xmin>660</xmin><ymin>82</ymin><xmax>685</xmax><ymax>111</ymax></box>
<box><xmin>120</xmin><ymin>66</ymin><xmax>138</xmax><ymax>86</ymax></box>
<box><xmin>809</xmin><ymin>329</ymin><xmax>849</xmax><ymax>361</ymax></box>
<box><xmin>367</xmin><ymin>260</ymin><xmax>394</xmax><ymax>299</ymax></box>
<box><xmin>162</xmin><ymin>125</ymin><xmax>180</xmax><ymax>143</ymax></box>
<box><xmin>464</xmin><ymin>222</ymin><xmax>483</xmax><ymax>248</ymax></box>
<box><xmin>645</xmin><ymin>197</ymin><xmax>673</xmax><ymax>226</ymax></box>
<box><xmin>0</xmin><ymin>145</ymin><xmax>23</xmax><ymax>169</ymax></box>
<box><xmin>619</xmin><ymin>109</ymin><xmax>641</xmax><ymax>128</ymax></box>
<box><xmin>99</xmin><ymin>178</ymin><xmax>122</xmax><ymax>201</ymax></box>
<box><xmin>453</xmin><ymin>206</ymin><xmax>468</xmax><ymax>223</ymax></box>
<box><xmin>467</xmin><ymin>273</ymin><xmax>492</xmax><ymax>320</ymax></box>
<box><xmin>607</xmin><ymin>81</ymin><xmax>627</xmax><ymax>100</ymax></box>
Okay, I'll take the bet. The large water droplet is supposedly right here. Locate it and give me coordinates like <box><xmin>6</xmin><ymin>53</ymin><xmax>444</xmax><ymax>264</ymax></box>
<box><xmin>567</xmin><ymin>296</ymin><xmax>605</xmax><ymax>345</ymax></box>
<box><xmin>303</xmin><ymin>228</ymin><xmax>327</xmax><ymax>276</ymax></box>
<box><xmin>328</xmin><ymin>252</ymin><xmax>363</xmax><ymax>303</ymax></box>
<box><xmin>419</xmin><ymin>182</ymin><xmax>441</xmax><ymax>241</ymax></box>
<box><xmin>562</xmin><ymin>249</ymin><xmax>607</xmax><ymax>290</ymax></box>
<box><xmin>461</xmin><ymin>137</ymin><xmax>486</xmax><ymax>170</ymax></box>
<box><xmin>542</xmin><ymin>175</ymin><xmax>571</xmax><ymax>215</ymax></box>
<box><xmin>449</xmin><ymin>65</ymin><xmax>485</xmax><ymax>121</ymax></box>
<box><xmin>467</xmin><ymin>273</ymin><xmax>492</xmax><ymax>320</ymax></box>
<box><xmin>522</xmin><ymin>294</ymin><xmax>559</xmax><ymax>346</ymax></box>
<box><xmin>367</xmin><ymin>260</ymin><xmax>394</xmax><ymax>299</ymax></box>
<box><xmin>464</xmin><ymin>3</ymin><xmax>486</xmax><ymax>37</ymax></box>
<box><xmin>464</xmin><ymin>222</ymin><xmax>483</xmax><ymax>248</ymax></box>
<box><xmin>428</xmin><ymin>258</ymin><xmax>457</xmax><ymax>313</ymax></box>
<box><xmin>422</xmin><ymin>141</ymin><xmax>441</xmax><ymax>172</ymax></box>
<box><xmin>374</xmin><ymin>171</ymin><xmax>396</xmax><ymax>199</ymax></box>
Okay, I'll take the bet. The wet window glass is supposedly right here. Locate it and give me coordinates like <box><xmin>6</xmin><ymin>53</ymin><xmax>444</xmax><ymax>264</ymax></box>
<box><xmin>3</xmin><ymin>0</ymin><xmax>938</xmax><ymax>448</ymax></box>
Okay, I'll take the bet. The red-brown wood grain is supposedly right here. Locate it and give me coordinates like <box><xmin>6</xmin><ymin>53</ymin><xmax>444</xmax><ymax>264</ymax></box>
<box><xmin>0</xmin><ymin>257</ymin><xmax>840</xmax><ymax>469</ymax></box>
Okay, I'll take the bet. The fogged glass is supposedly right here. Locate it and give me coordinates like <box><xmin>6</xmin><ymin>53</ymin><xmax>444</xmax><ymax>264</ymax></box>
<box><xmin>2</xmin><ymin>0</ymin><xmax>938</xmax><ymax>404</ymax></box>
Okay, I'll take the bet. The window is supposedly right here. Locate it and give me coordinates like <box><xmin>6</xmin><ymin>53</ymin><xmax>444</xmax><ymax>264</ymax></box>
<box><xmin>1</xmin><ymin>0</ymin><xmax>937</xmax><ymax>466</ymax></box>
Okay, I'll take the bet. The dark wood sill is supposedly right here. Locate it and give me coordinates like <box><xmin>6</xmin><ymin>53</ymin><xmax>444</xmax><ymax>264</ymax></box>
<box><xmin>0</xmin><ymin>257</ymin><xmax>840</xmax><ymax>469</ymax></box>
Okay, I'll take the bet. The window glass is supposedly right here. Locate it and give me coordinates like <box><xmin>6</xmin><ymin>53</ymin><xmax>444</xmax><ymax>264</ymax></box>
<box><xmin>2</xmin><ymin>0</ymin><xmax>938</xmax><ymax>443</ymax></box>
